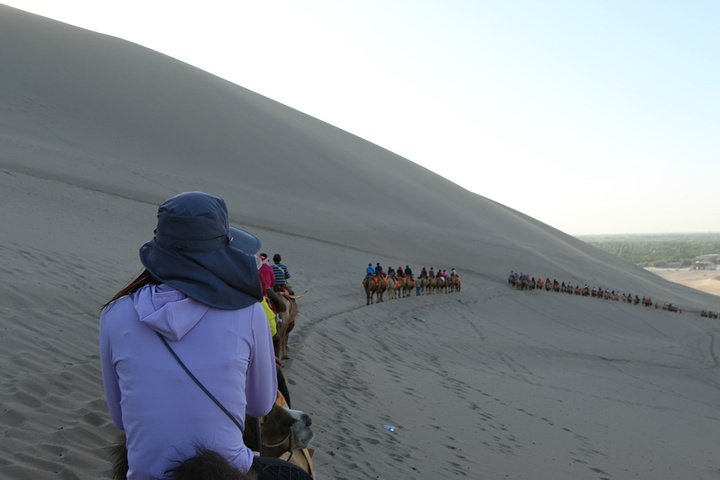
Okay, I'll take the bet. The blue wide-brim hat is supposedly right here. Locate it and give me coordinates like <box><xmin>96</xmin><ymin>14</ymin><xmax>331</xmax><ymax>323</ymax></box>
<box><xmin>139</xmin><ymin>192</ymin><xmax>263</xmax><ymax>310</ymax></box>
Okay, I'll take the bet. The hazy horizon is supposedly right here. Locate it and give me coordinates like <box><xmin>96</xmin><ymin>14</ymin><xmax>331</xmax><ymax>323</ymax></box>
<box><xmin>576</xmin><ymin>231</ymin><xmax>720</xmax><ymax>238</ymax></box>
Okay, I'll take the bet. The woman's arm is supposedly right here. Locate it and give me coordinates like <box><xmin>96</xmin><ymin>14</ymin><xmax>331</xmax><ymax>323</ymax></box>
<box><xmin>99</xmin><ymin>307</ymin><xmax>125</xmax><ymax>430</ymax></box>
<box><xmin>245</xmin><ymin>303</ymin><xmax>278</xmax><ymax>417</ymax></box>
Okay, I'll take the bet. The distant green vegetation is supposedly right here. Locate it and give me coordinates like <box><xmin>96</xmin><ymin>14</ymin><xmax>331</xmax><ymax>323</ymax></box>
<box><xmin>576</xmin><ymin>233</ymin><xmax>720</xmax><ymax>268</ymax></box>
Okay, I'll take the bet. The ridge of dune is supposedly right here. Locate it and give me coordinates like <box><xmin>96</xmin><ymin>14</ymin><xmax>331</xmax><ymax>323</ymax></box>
<box><xmin>2</xmin><ymin>4</ymin><xmax>720</xmax><ymax>480</ymax></box>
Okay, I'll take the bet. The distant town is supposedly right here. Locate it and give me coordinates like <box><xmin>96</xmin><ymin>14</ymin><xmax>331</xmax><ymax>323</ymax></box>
<box><xmin>577</xmin><ymin>233</ymin><xmax>720</xmax><ymax>269</ymax></box>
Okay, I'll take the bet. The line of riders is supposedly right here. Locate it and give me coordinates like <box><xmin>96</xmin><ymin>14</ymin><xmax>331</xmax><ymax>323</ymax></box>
<box><xmin>508</xmin><ymin>271</ymin><xmax>683</xmax><ymax>313</ymax></box>
<box><xmin>363</xmin><ymin>263</ymin><xmax>461</xmax><ymax>304</ymax></box>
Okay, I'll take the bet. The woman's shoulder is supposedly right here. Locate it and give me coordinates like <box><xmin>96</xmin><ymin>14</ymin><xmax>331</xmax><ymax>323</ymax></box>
<box><xmin>101</xmin><ymin>293</ymin><xmax>134</xmax><ymax>316</ymax></box>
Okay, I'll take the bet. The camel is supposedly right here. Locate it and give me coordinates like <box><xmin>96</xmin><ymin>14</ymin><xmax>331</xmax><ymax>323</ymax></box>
<box><xmin>436</xmin><ymin>276</ymin><xmax>449</xmax><ymax>293</ymax></box>
<box><xmin>449</xmin><ymin>273</ymin><xmax>461</xmax><ymax>292</ymax></box>
<box><xmin>662</xmin><ymin>303</ymin><xmax>681</xmax><ymax>312</ymax></box>
<box><xmin>376</xmin><ymin>274</ymin><xmax>387</xmax><ymax>303</ymax></box>
<box><xmin>247</xmin><ymin>364</ymin><xmax>315</xmax><ymax>478</ymax></box>
<box><xmin>387</xmin><ymin>275</ymin><xmax>401</xmax><ymax>300</ymax></box>
<box><xmin>402</xmin><ymin>276</ymin><xmax>415</xmax><ymax>297</ymax></box>
<box><xmin>363</xmin><ymin>275</ymin><xmax>377</xmax><ymax>305</ymax></box>
<box><xmin>244</xmin><ymin>392</ymin><xmax>315</xmax><ymax>478</ymax></box>
<box><xmin>275</xmin><ymin>292</ymin><xmax>300</xmax><ymax>360</ymax></box>
<box><xmin>272</xmin><ymin>388</ymin><xmax>315</xmax><ymax>479</ymax></box>
<box><xmin>391</xmin><ymin>276</ymin><xmax>400</xmax><ymax>297</ymax></box>
<box><xmin>394</xmin><ymin>276</ymin><xmax>407</xmax><ymax>298</ymax></box>
<box><xmin>426</xmin><ymin>275</ymin><xmax>437</xmax><ymax>294</ymax></box>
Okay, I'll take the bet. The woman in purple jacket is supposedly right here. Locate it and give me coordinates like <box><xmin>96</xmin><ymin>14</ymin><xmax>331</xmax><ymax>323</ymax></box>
<box><xmin>100</xmin><ymin>192</ymin><xmax>310</xmax><ymax>479</ymax></box>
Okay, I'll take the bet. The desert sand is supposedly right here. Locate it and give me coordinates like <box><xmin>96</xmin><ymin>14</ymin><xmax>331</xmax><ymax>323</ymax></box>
<box><xmin>2</xmin><ymin>5</ymin><xmax>720</xmax><ymax>480</ymax></box>
<box><xmin>647</xmin><ymin>268</ymin><xmax>720</xmax><ymax>298</ymax></box>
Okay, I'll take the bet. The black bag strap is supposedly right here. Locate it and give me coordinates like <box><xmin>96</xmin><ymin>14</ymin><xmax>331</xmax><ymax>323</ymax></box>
<box><xmin>156</xmin><ymin>332</ymin><xmax>244</xmax><ymax>433</ymax></box>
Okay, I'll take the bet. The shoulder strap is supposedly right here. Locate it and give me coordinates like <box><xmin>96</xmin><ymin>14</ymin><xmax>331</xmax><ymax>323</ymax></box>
<box><xmin>156</xmin><ymin>332</ymin><xmax>244</xmax><ymax>433</ymax></box>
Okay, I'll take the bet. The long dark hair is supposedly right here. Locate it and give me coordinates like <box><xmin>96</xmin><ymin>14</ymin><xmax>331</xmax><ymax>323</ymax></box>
<box><xmin>108</xmin><ymin>435</ymin><xmax>256</xmax><ymax>480</ymax></box>
<box><xmin>102</xmin><ymin>269</ymin><xmax>160</xmax><ymax>310</ymax></box>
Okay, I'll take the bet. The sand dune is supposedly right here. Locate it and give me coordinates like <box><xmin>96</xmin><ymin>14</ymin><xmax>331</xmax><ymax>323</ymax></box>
<box><xmin>2</xmin><ymin>5</ymin><xmax>720</xmax><ymax>479</ymax></box>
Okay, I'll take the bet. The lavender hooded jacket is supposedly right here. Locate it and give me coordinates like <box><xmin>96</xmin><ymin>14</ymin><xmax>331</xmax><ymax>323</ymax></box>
<box><xmin>99</xmin><ymin>284</ymin><xmax>277</xmax><ymax>479</ymax></box>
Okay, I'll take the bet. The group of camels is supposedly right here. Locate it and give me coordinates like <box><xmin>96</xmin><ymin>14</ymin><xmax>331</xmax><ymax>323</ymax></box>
<box><xmin>363</xmin><ymin>271</ymin><xmax>461</xmax><ymax>305</ymax></box>
<box><xmin>508</xmin><ymin>272</ymin><xmax>683</xmax><ymax>313</ymax></box>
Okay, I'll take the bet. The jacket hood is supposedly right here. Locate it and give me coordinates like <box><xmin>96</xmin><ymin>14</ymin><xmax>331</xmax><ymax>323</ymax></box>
<box><xmin>133</xmin><ymin>284</ymin><xmax>210</xmax><ymax>341</ymax></box>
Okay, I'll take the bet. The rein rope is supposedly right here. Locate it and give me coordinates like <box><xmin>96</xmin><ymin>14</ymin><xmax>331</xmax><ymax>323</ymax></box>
<box><xmin>262</xmin><ymin>432</ymin><xmax>292</xmax><ymax>449</ymax></box>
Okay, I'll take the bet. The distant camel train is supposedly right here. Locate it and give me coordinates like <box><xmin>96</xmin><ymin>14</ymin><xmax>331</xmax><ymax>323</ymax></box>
<box><xmin>507</xmin><ymin>271</ymin><xmax>685</xmax><ymax>314</ymax></box>
<box><xmin>363</xmin><ymin>270</ymin><xmax>460</xmax><ymax>305</ymax></box>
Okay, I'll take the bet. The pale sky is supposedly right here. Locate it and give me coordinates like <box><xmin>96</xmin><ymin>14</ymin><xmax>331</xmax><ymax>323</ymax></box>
<box><xmin>4</xmin><ymin>0</ymin><xmax>719</xmax><ymax>235</ymax></box>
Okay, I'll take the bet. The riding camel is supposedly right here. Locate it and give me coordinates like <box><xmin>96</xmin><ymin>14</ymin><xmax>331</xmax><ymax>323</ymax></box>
<box><xmin>402</xmin><ymin>276</ymin><xmax>416</xmax><ymax>297</ymax></box>
<box><xmin>363</xmin><ymin>275</ymin><xmax>377</xmax><ymax>305</ymax></box>
<box><xmin>275</xmin><ymin>292</ymin><xmax>300</xmax><ymax>360</ymax></box>
<box><xmin>387</xmin><ymin>275</ymin><xmax>401</xmax><ymax>300</ymax></box>
<box><xmin>426</xmin><ymin>275</ymin><xmax>437</xmax><ymax>294</ymax></box>
<box><xmin>395</xmin><ymin>276</ymin><xmax>407</xmax><ymax>298</ymax></box>
<box><xmin>375</xmin><ymin>274</ymin><xmax>387</xmax><ymax>303</ymax></box>
<box><xmin>436</xmin><ymin>275</ymin><xmax>448</xmax><ymax>294</ymax></box>
<box><xmin>449</xmin><ymin>273</ymin><xmax>461</xmax><ymax>292</ymax></box>
<box><xmin>244</xmin><ymin>392</ymin><xmax>315</xmax><ymax>478</ymax></box>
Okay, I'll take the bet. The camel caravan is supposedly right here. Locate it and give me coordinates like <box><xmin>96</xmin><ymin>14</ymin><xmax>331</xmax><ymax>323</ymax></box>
<box><xmin>257</xmin><ymin>256</ymin><xmax>316</xmax><ymax>476</ymax></box>
<box><xmin>363</xmin><ymin>264</ymin><xmax>461</xmax><ymax>305</ymax></box>
<box><xmin>507</xmin><ymin>271</ymin><xmax>685</xmax><ymax>314</ymax></box>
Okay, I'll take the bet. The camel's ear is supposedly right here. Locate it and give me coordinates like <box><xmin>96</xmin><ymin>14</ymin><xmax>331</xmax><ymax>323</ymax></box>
<box><xmin>106</xmin><ymin>434</ymin><xmax>128</xmax><ymax>480</ymax></box>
